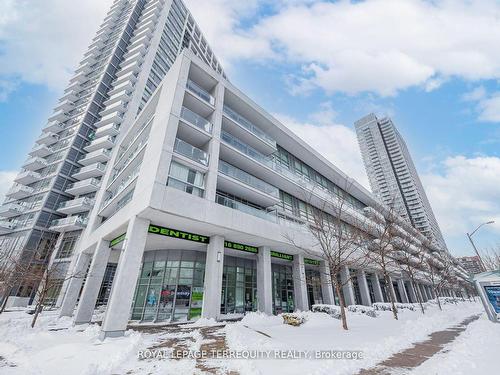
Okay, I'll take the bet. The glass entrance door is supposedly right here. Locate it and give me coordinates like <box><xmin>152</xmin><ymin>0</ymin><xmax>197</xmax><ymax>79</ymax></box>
<box><xmin>305</xmin><ymin>268</ymin><xmax>323</xmax><ymax>309</ymax></box>
<box><xmin>272</xmin><ymin>263</ymin><xmax>294</xmax><ymax>314</ymax></box>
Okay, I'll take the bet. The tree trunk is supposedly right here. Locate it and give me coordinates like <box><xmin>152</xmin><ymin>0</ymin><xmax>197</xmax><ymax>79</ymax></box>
<box><xmin>411</xmin><ymin>279</ymin><xmax>425</xmax><ymax>314</ymax></box>
<box><xmin>335</xmin><ymin>282</ymin><xmax>348</xmax><ymax>330</ymax></box>
<box><xmin>384</xmin><ymin>273</ymin><xmax>398</xmax><ymax>320</ymax></box>
<box><xmin>0</xmin><ymin>288</ymin><xmax>12</xmax><ymax>314</ymax></box>
<box><xmin>435</xmin><ymin>288</ymin><xmax>442</xmax><ymax>311</ymax></box>
<box><xmin>31</xmin><ymin>302</ymin><xmax>43</xmax><ymax>328</ymax></box>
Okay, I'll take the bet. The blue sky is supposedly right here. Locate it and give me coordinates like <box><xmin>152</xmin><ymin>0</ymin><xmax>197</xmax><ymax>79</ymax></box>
<box><xmin>0</xmin><ymin>0</ymin><xmax>499</xmax><ymax>256</ymax></box>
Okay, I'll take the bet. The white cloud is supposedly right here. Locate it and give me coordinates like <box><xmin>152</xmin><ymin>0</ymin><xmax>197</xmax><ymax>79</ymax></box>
<box><xmin>0</xmin><ymin>171</ymin><xmax>16</xmax><ymax>203</ymax></box>
<box><xmin>462</xmin><ymin>86</ymin><xmax>500</xmax><ymax>123</ymax></box>
<box><xmin>274</xmin><ymin>109</ymin><xmax>370</xmax><ymax>189</ymax></box>
<box><xmin>422</xmin><ymin>156</ymin><xmax>500</xmax><ymax>244</ymax></box>
<box><xmin>0</xmin><ymin>0</ymin><xmax>113</xmax><ymax>93</ymax></box>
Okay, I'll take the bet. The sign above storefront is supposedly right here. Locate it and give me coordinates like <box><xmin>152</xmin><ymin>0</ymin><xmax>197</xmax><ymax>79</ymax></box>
<box><xmin>224</xmin><ymin>241</ymin><xmax>258</xmax><ymax>254</ymax></box>
<box><xmin>110</xmin><ymin>233</ymin><xmax>126</xmax><ymax>248</ymax></box>
<box><xmin>271</xmin><ymin>250</ymin><xmax>294</xmax><ymax>261</ymax></box>
<box><xmin>304</xmin><ymin>258</ymin><xmax>321</xmax><ymax>266</ymax></box>
<box><xmin>148</xmin><ymin>225</ymin><xmax>210</xmax><ymax>244</ymax></box>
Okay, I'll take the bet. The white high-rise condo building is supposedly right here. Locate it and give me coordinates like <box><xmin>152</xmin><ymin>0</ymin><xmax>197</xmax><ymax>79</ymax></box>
<box><xmin>1</xmin><ymin>0</ymin><xmax>468</xmax><ymax>334</ymax></box>
<box><xmin>0</xmin><ymin>0</ymin><xmax>225</xmax><ymax>308</ymax></box>
<box><xmin>354</xmin><ymin>114</ymin><xmax>448</xmax><ymax>252</ymax></box>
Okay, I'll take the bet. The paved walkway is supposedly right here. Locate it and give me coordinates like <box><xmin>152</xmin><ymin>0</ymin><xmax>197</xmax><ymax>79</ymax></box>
<box><xmin>357</xmin><ymin>314</ymin><xmax>481</xmax><ymax>375</ymax></box>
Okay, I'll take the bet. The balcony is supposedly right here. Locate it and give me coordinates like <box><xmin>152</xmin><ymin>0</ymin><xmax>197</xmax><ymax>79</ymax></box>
<box><xmin>66</xmin><ymin>178</ymin><xmax>101</xmax><ymax>195</ymax></box>
<box><xmin>6</xmin><ymin>184</ymin><xmax>34</xmax><ymax>199</ymax></box>
<box><xmin>180</xmin><ymin>106</ymin><xmax>212</xmax><ymax>133</ymax></box>
<box><xmin>48</xmin><ymin>109</ymin><xmax>69</xmax><ymax>123</ymax></box>
<box><xmin>15</xmin><ymin>171</ymin><xmax>41</xmax><ymax>185</ymax></box>
<box><xmin>186</xmin><ymin>80</ymin><xmax>215</xmax><ymax>106</ymax></box>
<box><xmin>217</xmin><ymin>160</ymin><xmax>280</xmax><ymax>207</ymax></box>
<box><xmin>0</xmin><ymin>221</ymin><xmax>16</xmax><ymax>234</ymax></box>
<box><xmin>23</xmin><ymin>156</ymin><xmax>48</xmax><ymax>171</ymax></box>
<box><xmin>57</xmin><ymin>197</ymin><xmax>95</xmax><ymax>215</ymax></box>
<box><xmin>222</xmin><ymin>106</ymin><xmax>276</xmax><ymax>154</ymax></box>
<box><xmin>72</xmin><ymin>163</ymin><xmax>106</xmax><ymax>180</ymax></box>
<box><xmin>0</xmin><ymin>203</ymin><xmax>26</xmax><ymax>218</ymax></box>
<box><xmin>84</xmin><ymin>135</ymin><xmax>116</xmax><ymax>152</ymax></box>
<box><xmin>49</xmin><ymin>216</ymin><xmax>88</xmax><ymax>232</ymax></box>
<box><xmin>44</xmin><ymin>121</ymin><xmax>65</xmax><ymax>133</ymax></box>
<box><xmin>29</xmin><ymin>144</ymin><xmax>52</xmax><ymax>157</ymax></box>
<box><xmin>216</xmin><ymin>193</ymin><xmax>277</xmax><ymax>223</ymax></box>
<box><xmin>37</xmin><ymin>132</ymin><xmax>59</xmax><ymax>146</ymax></box>
<box><xmin>95</xmin><ymin>123</ymin><xmax>120</xmax><ymax>138</ymax></box>
<box><xmin>173</xmin><ymin>138</ymin><xmax>209</xmax><ymax>166</ymax></box>
<box><xmin>78</xmin><ymin>149</ymin><xmax>111</xmax><ymax>166</ymax></box>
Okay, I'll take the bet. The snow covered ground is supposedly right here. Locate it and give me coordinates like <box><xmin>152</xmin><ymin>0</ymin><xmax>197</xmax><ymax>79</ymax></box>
<box><xmin>0</xmin><ymin>300</ymin><xmax>494</xmax><ymax>375</ymax></box>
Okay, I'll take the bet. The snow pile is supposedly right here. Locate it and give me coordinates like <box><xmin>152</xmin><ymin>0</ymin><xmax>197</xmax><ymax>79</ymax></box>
<box><xmin>347</xmin><ymin>305</ymin><xmax>378</xmax><ymax>318</ymax></box>
<box><xmin>372</xmin><ymin>302</ymin><xmax>416</xmax><ymax>311</ymax></box>
<box><xmin>311</xmin><ymin>304</ymin><xmax>341</xmax><ymax>319</ymax></box>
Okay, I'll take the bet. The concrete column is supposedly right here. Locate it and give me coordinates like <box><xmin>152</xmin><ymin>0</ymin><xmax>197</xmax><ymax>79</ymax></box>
<box><xmin>371</xmin><ymin>273</ymin><xmax>384</xmax><ymax>302</ymax></box>
<box><xmin>256</xmin><ymin>246</ymin><xmax>273</xmax><ymax>314</ymax></box>
<box><xmin>59</xmin><ymin>252</ymin><xmax>92</xmax><ymax>317</ymax></box>
<box><xmin>340</xmin><ymin>266</ymin><xmax>355</xmax><ymax>306</ymax></box>
<box><xmin>319</xmin><ymin>261</ymin><xmax>335</xmax><ymax>305</ymax></box>
<box><xmin>74</xmin><ymin>239</ymin><xmax>111</xmax><ymax>325</ymax></box>
<box><xmin>407</xmin><ymin>281</ymin><xmax>417</xmax><ymax>303</ymax></box>
<box><xmin>292</xmin><ymin>254</ymin><xmax>309</xmax><ymax>311</ymax></box>
<box><xmin>100</xmin><ymin>216</ymin><xmax>149</xmax><ymax>338</ymax></box>
<box><xmin>397</xmin><ymin>279</ymin><xmax>409</xmax><ymax>303</ymax></box>
<box><xmin>357</xmin><ymin>270</ymin><xmax>372</xmax><ymax>306</ymax></box>
<box><xmin>201</xmin><ymin>235</ymin><xmax>224</xmax><ymax>319</ymax></box>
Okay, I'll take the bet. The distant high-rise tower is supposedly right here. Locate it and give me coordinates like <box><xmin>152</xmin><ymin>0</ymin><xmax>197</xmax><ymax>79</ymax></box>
<box><xmin>354</xmin><ymin>113</ymin><xmax>448</xmax><ymax>251</ymax></box>
<box><xmin>0</xmin><ymin>0</ymin><xmax>224</xmax><ymax>307</ymax></box>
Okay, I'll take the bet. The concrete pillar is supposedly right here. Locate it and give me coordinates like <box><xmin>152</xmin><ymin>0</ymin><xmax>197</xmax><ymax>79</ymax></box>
<box><xmin>74</xmin><ymin>239</ymin><xmax>111</xmax><ymax>325</ymax></box>
<box><xmin>397</xmin><ymin>279</ymin><xmax>409</xmax><ymax>303</ymax></box>
<box><xmin>319</xmin><ymin>261</ymin><xmax>335</xmax><ymax>305</ymax></box>
<box><xmin>340</xmin><ymin>266</ymin><xmax>355</xmax><ymax>306</ymax></box>
<box><xmin>201</xmin><ymin>235</ymin><xmax>224</xmax><ymax>319</ymax></box>
<box><xmin>371</xmin><ymin>273</ymin><xmax>384</xmax><ymax>302</ymax></box>
<box><xmin>59</xmin><ymin>252</ymin><xmax>92</xmax><ymax>317</ymax></box>
<box><xmin>256</xmin><ymin>246</ymin><xmax>273</xmax><ymax>314</ymax></box>
<box><xmin>100</xmin><ymin>216</ymin><xmax>149</xmax><ymax>338</ymax></box>
<box><xmin>357</xmin><ymin>270</ymin><xmax>372</xmax><ymax>306</ymax></box>
<box><xmin>292</xmin><ymin>254</ymin><xmax>309</xmax><ymax>311</ymax></box>
<box><xmin>407</xmin><ymin>281</ymin><xmax>417</xmax><ymax>303</ymax></box>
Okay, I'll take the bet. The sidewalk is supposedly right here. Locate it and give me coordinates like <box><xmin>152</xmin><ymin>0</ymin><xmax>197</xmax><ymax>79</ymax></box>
<box><xmin>357</xmin><ymin>314</ymin><xmax>482</xmax><ymax>375</ymax></box>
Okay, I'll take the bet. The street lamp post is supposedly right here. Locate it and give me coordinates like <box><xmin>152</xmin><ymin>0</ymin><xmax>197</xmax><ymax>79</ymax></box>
<box><xmin>466</xmin><ymin>221</ymin><xmax>495</xmax><ymax>272</ymax></box>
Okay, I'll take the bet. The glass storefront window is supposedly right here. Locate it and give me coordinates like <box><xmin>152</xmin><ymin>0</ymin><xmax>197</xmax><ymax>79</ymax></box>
<box><xmin>131</xmin><ymin>250</ymin><xmax>206</xmax><ymax>323</ymax></box>
<box><xmin>305</xmin><ymin>268</ymin><xmax>323</xmax><ymax>309</ymax></box>
<box><xmin>221</xmin><ymin>256</ymin><xmax>257</xmax><ymax>315</ymax></box>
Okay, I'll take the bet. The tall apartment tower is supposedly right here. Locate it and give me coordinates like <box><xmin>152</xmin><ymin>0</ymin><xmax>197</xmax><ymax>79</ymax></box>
<box><xmin>354</xmin><ymin>114</ymin><xmax>448</xmax><ymax>252</ymax></box>
<box><xmin>0</xmin><ymin>0</ymin><xmax>224</xmax><ymax>307</ymax></box>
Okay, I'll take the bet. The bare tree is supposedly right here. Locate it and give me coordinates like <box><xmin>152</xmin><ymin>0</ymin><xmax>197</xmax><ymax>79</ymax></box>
<box><xmin>363</xmin><ymin>201</ymin><xmax>406</xmax><ymax>320</ymax></box>
<box><xmin>283</xmin><ymin>182</ymin><xmax>368</xmax><ymax>330</ymax></box>
<box><xmin>0</xmin><ymin>251</ymin><xmax>36</xmax><ymax>314</ymax></box>
<box><xmin>422</xmin><ymin>252</ymin><xmax>454</xmax><ymax>310</ymax></box>
<box><xmin>482</xmin><ymin>245</ymin><xmax>500</xmax><ymax>271</ymax></box>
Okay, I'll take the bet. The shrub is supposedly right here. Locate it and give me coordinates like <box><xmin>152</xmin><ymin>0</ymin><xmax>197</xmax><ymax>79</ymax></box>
<box><xmin>347</xmin><ymin>305</ymin><xmax>379</xmax><ymax>317</ymax></box>
<box><xmin>282</xmin><ymin>313</ymin><xmax>306</xmax><ymax>326</ymax></box>
<box><xmin>311</xmin><ymin>304</ymin><xmax>341</xmax><ymax>319</ymax></box>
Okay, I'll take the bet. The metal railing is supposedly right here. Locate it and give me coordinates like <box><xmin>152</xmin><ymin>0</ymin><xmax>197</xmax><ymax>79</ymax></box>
<box><xmin>186</xmin><ymin>79</ymin><xmax>215</xmax><ymax>105</ymax></box>
<box><xmin>216</xmin><ymin>194</ymin><xmax>277</xmax><ymax>223</ymax></box>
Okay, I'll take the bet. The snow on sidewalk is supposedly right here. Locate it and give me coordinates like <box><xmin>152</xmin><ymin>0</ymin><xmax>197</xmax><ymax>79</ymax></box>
<box><xmin>223</xmin><ymin>302</ymin><xmax>484</xmax><ymax>375</ymax></box>
<box><xmin>410</xmin><ymin>313</ymin><xmax>500</xmax><ymax>375</ymax></box>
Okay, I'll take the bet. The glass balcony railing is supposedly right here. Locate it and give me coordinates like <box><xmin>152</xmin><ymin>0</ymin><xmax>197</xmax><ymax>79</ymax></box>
<box><xmin>66</xmin><ymin>178</ymin><xmax>101</xmax><ymax>191</ymax></box>
<box><xmin>223</xmin><ymin>106</ymin><xmax>276</xmax><ymax>147</ymax></box>
<box><xmin>221</xmin><ymin>131</ymin><xmax>272</xmax><ymax>167</ymax></box>
<box><xmin>186</xmin><ymin>80</ymin><xmax>215</xmax><ymax>105</ymax></box>
<box><xmin>73</xmin><ymin>163</ymin><xmax>107</xmax><ymax>176</ymax></box>
<box><xmin>218</xmin><ymin>160</ymin><xmax>279</xmax><ymax>198</ymax></box>
<box><xmin>216</xmin><ymin>194</ymin><xmax>277</xmax><ymax>223</ymax></box>
<box><xmin>174</xmin><ymin>138</ymin><xmax>209</xmax><ymax>166</ymax></box>
<box><xmin>58</xmin><ymin>197</ymin><xmax>95</xmax><ymax>210</ymax></box>
<box><xmin>50</xmin><ymin>216</ymin><xmax>88</xmax><ymax>228</ymax></box>
<box><xmin>180</xmin><ymin>106</ymin><xmax>212</xmax><ymax>133</ymax></box>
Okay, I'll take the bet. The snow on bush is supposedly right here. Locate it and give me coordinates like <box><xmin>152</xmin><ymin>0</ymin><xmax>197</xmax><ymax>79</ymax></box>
<box><xmin>347</xmin><ymin>305</ymin><xmax>379</xmax><ymax>317</ymax></box>
<box><xmin>311</xmin><ymin>304</ymin><xmax>341</xmax><ymax>319</ymax></box>
<box><xmin>372</xmin><ymin>302</ymin><xmax>416</xmax><ymax>311</ymax></box>
<box><xmin>282</xmin><ymin>312</ymin><xmax>307</xmax><ymax>326</ymax></box>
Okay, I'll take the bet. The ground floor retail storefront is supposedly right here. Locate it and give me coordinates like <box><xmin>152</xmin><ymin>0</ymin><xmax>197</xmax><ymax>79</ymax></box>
<box><xmin>63</xmin><ymin>222</ymin><xmax>442</xmax><ymax>338</ymax></box>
